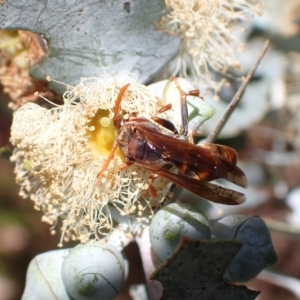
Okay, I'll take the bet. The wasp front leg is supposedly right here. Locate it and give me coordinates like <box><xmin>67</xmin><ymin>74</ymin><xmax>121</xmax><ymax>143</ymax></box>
<box><xmin>96</xmin><ymin>138</ymin><xmax>119</xmax><ymax>186</ymax></box>
<box><xmin>97</xmin><ymin>83</ymin><xmax>132</xmax><ymax>186</ymax></box>
<box><xmin>106</xmin><ymin>160</ymin><xmax>134</xmax><ymax>182</ymax></box>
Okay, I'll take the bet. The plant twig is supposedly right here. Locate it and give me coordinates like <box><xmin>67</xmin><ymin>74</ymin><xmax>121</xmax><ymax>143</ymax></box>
<box><xmin>205</xmin><ymin>40</ymin><xmax>270</xmax><ymax>143</ymax></box>
<box><xmin>258</xmin><ymin>270</ymin><xmax>300</xmax><ymax>298</ymax></box>
<box><xmin>263</xmin><ymin>218</ymin><xmax>300</xmax><ymax>239</ymax></box>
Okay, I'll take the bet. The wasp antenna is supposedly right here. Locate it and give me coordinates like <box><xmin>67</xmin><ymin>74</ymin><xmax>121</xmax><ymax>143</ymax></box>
<box><xmin>113</xmin><ymin>83</ymin><xmax>131</xmax><ymax>121</ymax></box>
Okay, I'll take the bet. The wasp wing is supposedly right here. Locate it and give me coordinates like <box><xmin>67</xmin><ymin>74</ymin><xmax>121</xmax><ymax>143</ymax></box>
<box><xmin>158</xmin><ymin>168</ymin><xmax>245</xmax><ymax>205</ymax></box>
<box><xmin>137</xmin><ymin>124</ymin><xmax>247</xmax><ymax>188</ymax></box>
<box><xmin>135</xmin><ymin>160</ymin><xmax>245</xmax><ymax>205</ymax></box>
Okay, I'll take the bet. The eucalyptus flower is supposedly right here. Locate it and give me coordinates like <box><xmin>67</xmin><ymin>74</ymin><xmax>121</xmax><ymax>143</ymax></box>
<box><xmin>158</xmin><ymin>0</ymin><xmax>262</xmax><ymax>90</ymax></box>
<box><xmin>10</xmin><ymin>74</ymin><xmax>175</xmax><ymax>245</ymax></box>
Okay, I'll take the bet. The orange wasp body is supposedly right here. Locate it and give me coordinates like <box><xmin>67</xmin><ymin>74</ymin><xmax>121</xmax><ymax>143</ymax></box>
<box><xmin>97</xmin><ymin>79</ymin><xmax>247</xmax><ymax>205</ymax></box>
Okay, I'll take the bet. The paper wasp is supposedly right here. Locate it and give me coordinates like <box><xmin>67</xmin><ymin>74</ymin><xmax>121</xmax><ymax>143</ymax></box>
<box><xmin>96</xmin><ymin>78</ymin><xmax>247</xmax><ymax>205</ymax></box>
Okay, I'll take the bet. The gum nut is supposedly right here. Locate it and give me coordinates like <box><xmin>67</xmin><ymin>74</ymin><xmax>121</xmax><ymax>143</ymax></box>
<box><xmin>61</xmin><ymin>243</ymin><xmax>128</xmax><ymax>300</ymax></box>
<box><xmin>22</xmin><ymin>249</ymin><xmax>71</xmax><ymax>300</ymax></box>
<box><xmin>210</xmin><ymin>215</ymin><xmax>278</xmax><ymax>282</ymax></box>
<box><xmin>150</xmin><ymin>202</ymin><xmax>211</xmax><ymax>261</ymax></box>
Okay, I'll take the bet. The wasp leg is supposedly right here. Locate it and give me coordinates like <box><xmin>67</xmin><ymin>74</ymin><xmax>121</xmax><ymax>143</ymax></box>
<box><xmin>170</xmin><ymin>76</ymin><xmax>201</xmax><ymax>137</ymax></box>
<box><xmin>97</xmin><ymin>83</ymin><xmax>132</xmax><ymax>186</ymax></box>
<box><xmin>151</xmin><ymin>102</ymin><xmax>179</xmax><ymax>134</ymax></box>
<box><xmin>96</xmin><ymin>138</ymin><xmax>119</xmax><ymax>186</ymax></box>
<box><xmin>147</xmin><ymin>164</ymin><xmax>173</xmax><ymax>198</ymax></box>
<box><xmin>107</xmin><ymin>160</ymin><xmax>134</xmax><ymax>182</ymax></box>
<box><xmin>147</xmin><ymin>173</ymin><xmax>160</xmax><ymax>198</ymax></box>
<box><xmin>152</xmin><ymin>116</ymin><xmax>178</xmax><ymax>134</ymax></box>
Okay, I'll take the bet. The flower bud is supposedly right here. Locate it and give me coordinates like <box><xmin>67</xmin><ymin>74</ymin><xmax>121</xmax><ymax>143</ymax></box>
<box><xmin>62</xmin><ymin>243</ymin><xmax>128</xmax><ymax>300</ymax></box>
<box><xmin>22</xmin><ymin>249</ymin><xmax>71</xmax><ymax>299</ymax></box>
<box><xmin>150</xmin><ymin>203</ymin><xmax>211</xmax><ymax>261</ymax></box>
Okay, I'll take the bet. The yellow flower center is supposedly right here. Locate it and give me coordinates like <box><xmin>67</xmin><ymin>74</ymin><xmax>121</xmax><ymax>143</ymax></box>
<box><xmin>88</xmin><ymin>109</ymin><xmax>124</xmax><ymax>159</ymax></box>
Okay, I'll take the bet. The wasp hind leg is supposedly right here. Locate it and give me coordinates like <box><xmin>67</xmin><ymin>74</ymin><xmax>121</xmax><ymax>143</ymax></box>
<box><xmin>159</xmin><ymin>76</ymin><xmax>201</xmax><ymax>137</ymax></box>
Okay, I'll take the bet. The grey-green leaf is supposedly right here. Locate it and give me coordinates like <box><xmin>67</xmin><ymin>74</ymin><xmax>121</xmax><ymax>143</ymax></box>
<box><xmin>0</xmin><ymin>0</ymin><xmax>180</xmax><ymax>92</ymax></box>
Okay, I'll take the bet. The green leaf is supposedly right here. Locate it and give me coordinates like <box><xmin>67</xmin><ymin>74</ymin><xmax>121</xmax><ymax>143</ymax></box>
<box><xmin>151</xmin><ymin>238</ymin><xmax>260</xmax><ymax>300</ymax></box>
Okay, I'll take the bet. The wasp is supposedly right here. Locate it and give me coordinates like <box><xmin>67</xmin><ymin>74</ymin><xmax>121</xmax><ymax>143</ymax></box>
<box><xmin>96</xmin><ymin>78</ymin><xmax>247</xmax><ymax>205</ymax></box>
